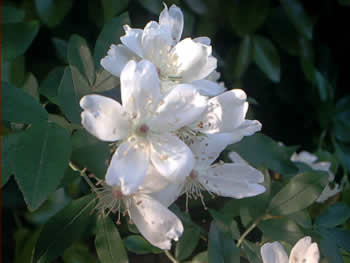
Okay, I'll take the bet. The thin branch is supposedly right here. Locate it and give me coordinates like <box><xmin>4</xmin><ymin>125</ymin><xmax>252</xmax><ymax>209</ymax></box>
<box><xmin>69</xmin><ymin>161</ymin><xmax>98</xmax><ymax>193</ymax></box>
<box><xmin>164</xmin><ymin>250</ymin><xmax>179</xmax><ymax>263</ymax></box>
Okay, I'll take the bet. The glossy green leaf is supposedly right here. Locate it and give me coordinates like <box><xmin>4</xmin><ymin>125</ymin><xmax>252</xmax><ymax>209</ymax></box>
<box><xmin>228</xmin><ymin>133</ymin><xmax>298</xmax><ymax>175</ymax></box>
<box><xmin>1</xmin><ymin>132</ymin><xmax>23</xmax><ymax>187</ymax></box>
<box><xmin>33</xmin><ymin>195</ymin><xmax>95</xmax><ymax>263</ymax></box>
<box><xmin>71</xmin><ymin>129</ymin><xmax>110</xmax><ymax>179</ymax></box>
<box><xmin>229</xmin><ymin>0</ymin><xmax>270</xmax><ymax>36</ymax></box>
<box><xmin>315</xmin><ymin>203</ymin><xmax>350</xmax><ymax>228</ymax></box>
<box><xmin>35</xmin><ymin>0</ymin><xmax>72</xmax><ymax>27</ymax></box>
<box><xmin>14</xmin><ymin>122</ymin><xmax>72</xmax><ymax>210</ymax></box>
<box><xmin>280</xmin><ymin>0</ymin><xmax>313</xmax><ymax>40</ymax></box>
<box><xmin>176</xmin><ymin>224</ymin><xmax>201</xmax><ymax>261</ymax></box>
<box><xmin>25</xmin><ymin>188</ymin><xmax>72</xmax><ymax>225</ymax></box>
<box><xmin>3</xmin><ymin>21</ymin><xmax>40</xmax><ymax>60</ymax></box>
<box><xmin>102</xmin><ymin>0</ymin><xmax>129</xmax><ymax>21</ymax></box>
<box><xmin>95</xmin><ymin>216</ymin><xmax>128</xmax><ymax>263</ymax></box>
<box><xmin>268</xmin><ymin>171</ymin><xmax>328</xmax><ymax>216</ymax></box>
<box><xmin>124</xmin><ymin>235</ymin><xmax>162</xmax><ymax>255</ymax></box>
<box><xmin>40</xmin><ymin>67</ymin><xmax>65</xmax><ymax>104</ymax></box>
<box><xmin>58</xmin><ymin>66</ymin><xmax>90</xmax><ymax>124</ymax></box>
<box><xmin>2</xmin><ymin>81</ymin><xmax>48</xmax><ymax>124</ymax></box>
<box><xmin>94</xmin><ymin>13</ymin><xmax>130</xmax><ymax>69</ymax></box>
<box><xmin>253</xmin><ymin>35</ymin><xmax>280</xmax><ymax>82</ymax></box>
<box><xmin>234</xmin><ymin>35</ymin><xmax>253</xmax><ymax>79</ymax></box>
<box><xmin>22</xmin><ymin>73</ymin><xmax>39</xmax><ymax>100</ymax></box>
<box><xmin>15</xmin><ymin>229</ymin><xmax>40</xmax><ymax>263</ymax></box>
<box><xmin>68</xmin><ymin>35</ymin><xmax>95</xmax><ymax>85</ymax></box>
<box><xmin>259</xmin><ymin>218</ymin><xmax>304</xmax><ymax>244</ymax></box>
<box><xmin>2</xmin><ymin>5</ymin><xmax>25</xmax><ymax>24</ymax></box>
<box><xmin>208</xmin><ymin>222</ymin><xmax>240</xmax><ymax>263</ymax></box>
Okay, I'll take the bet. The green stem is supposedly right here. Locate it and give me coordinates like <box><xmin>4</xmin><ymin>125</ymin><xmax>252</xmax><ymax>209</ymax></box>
<box><xmin>318</xmin><ymin>130</ymin><xmax>327</xmax><ymax>151</ymax></box>
<box><xmin>69</xmin><ymin>161</ymin><xmax>98</xmax><ymax>193</ymax></box>
<box><xmin>237</xmin><ymin>215</ymin><xmax>264</xmax><ymax>248</ymax></box>
<box><xmin>164</xmin><ymin>250</ymin><xmax>179</xmax><ymax>263</ymax></box>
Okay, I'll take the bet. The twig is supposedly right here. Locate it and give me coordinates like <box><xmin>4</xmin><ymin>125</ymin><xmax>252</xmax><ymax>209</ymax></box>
<box><xmin>164</xmin><ymin>250</ymin><xmax>179</xmax><ymax>263</ymax></box>
<box><xmin>237</xmin><ymin>215</ymin><xmax>264</xmax><ymax>248</ymax></box>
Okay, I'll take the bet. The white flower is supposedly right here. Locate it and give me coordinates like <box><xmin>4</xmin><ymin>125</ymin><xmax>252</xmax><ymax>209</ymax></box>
<box><xmin>80</xmin><ymin>60</ymin><xmax>207</xmax><ymax>194</ymax></box>
<box><xmin>260</xmin><ymin>236</ymin><xmax>320</xmax><ymax>263</ymax></box>
<box><xmin>291</xmin><ymin>151</ymin><xmax>341</xmax><ymax>203</ymax></box>
<box><xmin>95</xmin><ymin>168</ymin><xmax>183</xmax><ymax>250</ymax></box>
<box><xmin>152</xmin><ymin>133</ymin><xmax>265</xmax><ymax>209</ymax></box>
<box><xmin>100</xmin><ymin>4</ymin><xmax>224</xmax><ymax>96</ymax></box>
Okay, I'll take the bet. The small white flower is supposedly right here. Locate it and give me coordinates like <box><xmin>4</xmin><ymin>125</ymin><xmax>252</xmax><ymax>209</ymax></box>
<box><xmin>80</xmin><ymin>60</ymin><xmax>207</xmax><ymax>194</ymax></box>
<box><xmin>100</xmin><ymin>4</ymin><xmax>223</xmax><ymax>96</ymax></box>
<box><xmin>291</xmin><ymin>151</ymin><xmax>341</xmax><ymax>202</ymax></box>
<box><xmin>260</xmin><ymin>236</ymin><xmax>320</xmax><ymax>263</ymax></box>
<box><xmin>95</xmin><ymin>168</ymin><xmax>183</xmax><ymax>250</ymax></box>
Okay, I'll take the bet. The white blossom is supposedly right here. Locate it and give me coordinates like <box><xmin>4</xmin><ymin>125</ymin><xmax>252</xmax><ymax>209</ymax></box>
<box><xmin>80</xmin><ymin>60</ymin><xmax>207</xmax><ymax>195</ymax></box>
<box><xmin>291</xmin><ymin>151</ymin><xmax>341</xmax><ymax>202</ymax></box>
<box><xmin>261</xmin><ymin>236</ymin><xmax>320</xmax><ymax>263</ymax></box>
<box><xmin>100</xmin><ymin>4</ymin><xmax>224</xmax><ymax>96</ymax></box>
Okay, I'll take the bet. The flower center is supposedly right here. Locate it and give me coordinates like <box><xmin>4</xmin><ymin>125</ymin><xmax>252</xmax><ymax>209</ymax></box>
<box><xmin>189</xmin><ymin>170</ymin><xmax>198</xmax><ymax>179</ymax></box>
<box><xmin>112</xmin><ymin>188</ymin><xmax>123</xmax><ymax>200</ymax></box>
<box><xmin>138</xmin><ymin>124</ymin><xmax>149</xmax><ymax>135</ymax></box>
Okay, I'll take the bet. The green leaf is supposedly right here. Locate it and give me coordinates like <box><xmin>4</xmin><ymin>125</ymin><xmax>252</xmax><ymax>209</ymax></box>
<box><xmin>2</xmin><ymin>55</ymin><xmax>26</xmax><ymax>87</ymax></box>
<box><xmin>58</xmin><ymin>66</ymin><xmax>90</xmax><ymax>124</ymax></box>
<box><xmin>329</xmin><ymin>228</ymin><xmax>350</xmax><ymax>252</ymax></box>
<box><xmin>229</xmin><ymin>0</ymin><xmax>270</xmax><ymax>36</ymax></box>
<box><xmin>35</xmin><ymin>0</ymin><xmax>72</xmax><ymax>27</ymax></box>
<box><xmin>280</xmin><ymin>0</ymin><xmax>313</xmax><ymax>40</ymax></box>
<box><xmin>334</xmin><ymin>141</ymin><xmax>350</xmax><ymax>172</ymax></box>
<box><xmin>22</xmin><ymin>73</ymin><xmax>39</xmax><ymax>100</ymax></box>
<box><xmin>259</xmin><ymin>218</ymin><xmax>304</xmax><ymax>244</ymax></box>
<box><xmin>315</xmin><ymin>203</ymin><xmax>350</xmax><ymax>228</ymax></box>
<box><xmin>240</xmin><ymin>241</ymin><xmax>263</xmax><ymax>263</ymax></box>
<box><xmin>2</xmin><ymin>5</ymin><xmax>25</xmax><ymax>24</ymax></box>
<box><xmin>3</xmin><ymin>21</ymin><xmax>40</xmax><ymax>60</ymax></box>
<box><xmin>253</xmin><ymin>35</ymin><xmax>280</xmax><ymax>82</ymax></box>
<box><xmin>2</xmin><ymin>81</ymin><xmax>48</xmax><ymax>124</ymax></box>
<box><xmin>234</xmin><ymin>35</ymin><xmax>253</xmax><ymax>79</ymax></box>
<box><xmin>208</xmin><ymin>222</ymin><xmax>240</xmax><ymax>263</ymax></box>
<box><xmin>176</xmin><ymin>224</ymin><xmax>201</xmax><ymax>261</ymax></box>
<box><xmin>71</xmin><ymin>129</ymin><xmax>110</xmax><ymax>179</ymax></box>
<box><xmin>137</xmin><ymin>0</ymin><xmax>162</xmax><ymax>14</ymax></box>
<box><xmin>63</xmin><ymin>243</ymin><xmax>97</xmax><ymax>263</ymax></box>
<box><xmin>68</xmin><ymin>35</ymin><xmax>95</xmax><ymax>85</ymax></box>
<box><xmin>124</xmin><ymin>235</ymin><xmax>162</xmax><ymax>255</ymax></box>
<box><xmin>268</xmin><ymin>171</ymin><xmax>328</xmax><ymax>216</ymax></box>
<box><xmin>288</xmin><ymin>210</ymin><xmax>312</xmax><ymax>229</ymax></box>
<box><xmin>25</xmin><ymin>188</ymin><xmax>72</xmax><ymax>225</ymax></box>
<box><xmin>1</xmin><ymin>132</ymin><xmax>23</xmax><ymax>187</ymax></box>
<box><xmin>192</xmin><ymin>251</ymin><xmax>208</xmax><ymax>263</ymax></box>
<box><xmin>227</xmin><ymin>133</ymin><xmax>298</xmax><ymax>175</ymax></box>
<box><xmin>265</xmin><ymin>7</ymin><xmax>300</xmax><ymax>56</ymax></box>
<box><xmin>95</xmin><ymin>216</ymin><xmax>128</xmax><ymax>263</ymax></box>
<box><xmin>319</xmin><ymin>230</ymin><xmax>344</xmax><ymax>263</ymax></box>
<box><xmin>33</xmin><ymin>195</ymin><xmax>96</xmax><ymax>263</ymax></box>
<box><xmin>52</xmin><ymin>38</ymin><xmax>68</xmax><ymax>64</ymax></box>
<box><xmin>14</xmin><ymin>122</ymin><xmax>72</xmax><ymax>210</ymax></box>
<box><xmin>40</xmin><ymin>67</ymin><xmax>65</xmax><ymax>104</ymax></box>
<box><xmin>94</xmin><ymin>13</ymin><xmax>130</xmax><ymax>69</ymax></box>
<box><xmin>15</xmin><ymin>229</ymin><xmax>40</xmax><ymax>263</ymax></box>
<box><xmin>102</xmin><ymin>0</ymin><xmax>129</xmax><ymax>21</ymax></box>
<box><xmin>334</xmin><ymin>97</ymin><xmax>350</xmax><ymax>143</ymax></box>
<box><xmin>92</xmin><ymin>69</ymin><xmax>120</xmax><ymax>92</ymax></box>
<box><xmin>339</xmin><ymin>0</ymin><xmax>350</xmax><ymax>6</ymax></box>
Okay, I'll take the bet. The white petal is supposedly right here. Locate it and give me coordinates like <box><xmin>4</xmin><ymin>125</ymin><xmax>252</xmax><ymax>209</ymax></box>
<box><xmin>300</xmin><ymin>243</ymin><xmax>320</xmax><ymax>263</ymax></box>
<box><xmin>171</xmin><ymin>38</ymin><xmax>216</xmax><ymax>82</ymax></box>
<box><xmin>159</xmin><ymin>4</ymin><xmax>184</xmax><ymax>43</ymax></box>
<box><xmin>129</xmin><ymin>194</ymin><xmax>184</xmax><ymax>250</ymax></box>
<box><xmin>194</xmin><ymin>89</ymin><xmax>248</xmax><ymax>134</ymax></box>
<box><xmin>150</xmin><ymin>133</ymin><xmax>194</xmax><ymax>182</ymax></box>
<box><xmin>291</xmin><ymin>151</ymin><xmax>317</xmax><ymax>165</ymax></box>
<box><xmin>120</xmin><ymin>25</ymin><xmax>144</xmax><ymax>58</ymax></box>
<box><xmin>150</xmin><ymin>180</ymin><xmax>184</xmax><ymax>207</ymax></box>
<box><xmin>120</xmin><ymin>60</ymin><xmax>161</xmax><ymax>116</ymax></box>
<box><xmin>261</xmin><ymin>242</ymin><xmax>289</xmax><ymax>263</ymax></box>
<box><xmin>141</xmin><ymin>21</ymin><xmax>173</xmax><ymax>67</ymax></box>
<box><xmin>316</xmin><ymin>183</ymin><xmax>341</xmax><ymax>203</ymax></box>
<box><xmin>139</xmin><ymin>165</ymin><xmax>171</xmax><ymax>194</ymax></box>
<box><xmin>100</xmin><ymin>44</ymin><xmax>135</xmax><ymax>77</ymax></box>
<box><xmin>289</xmin><ymin>237</ymin><xmax>314</xmax><ymax>263</ymax></box>
<box><xmin>228</xmin><ymin>152</ymin><xmax>249</xmax><ymax>165</ymax></box>
<box><xmin>150</xmin><ymin>84</ymin><xmax>207</xmax><ymax>132</ymax></box>
<box><xmin>199</xmin><ymin>163</ymin><xmax>265</xmax><ymax>198</ymax></box>
<box><xmin>226</xmin><ymin>120</ymin><xmax>262</xmax><ymax>144</ymax></box>
<box><xmin>189</xmin><ymin>133</ymin><xmax>233</xmax><ymax>169</ymax></box>
<box><xmin>105</xmin><ymin>140</ymin><xmax>149</xmax><ymax>195</ymax></box>
<box><xmin>193</xmin><ymin>36</ymin><xmax>211</xmax><ymax>45</ymax></box>
<box><xmin>80</xmin><ymin>95</ymin><xmax>130</xmax><ymax>141</ymax></box>
<box><xmin>191</xmin><ymin>79</ymin><xmax>226</xmax><ymax>97</ymax></box>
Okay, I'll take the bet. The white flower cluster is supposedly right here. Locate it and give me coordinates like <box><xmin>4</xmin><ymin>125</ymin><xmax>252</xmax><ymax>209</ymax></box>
<box><xmin>80</xmin><ymin>4</ymin><xmax>265</xmax><ymax>250</ymax></box>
